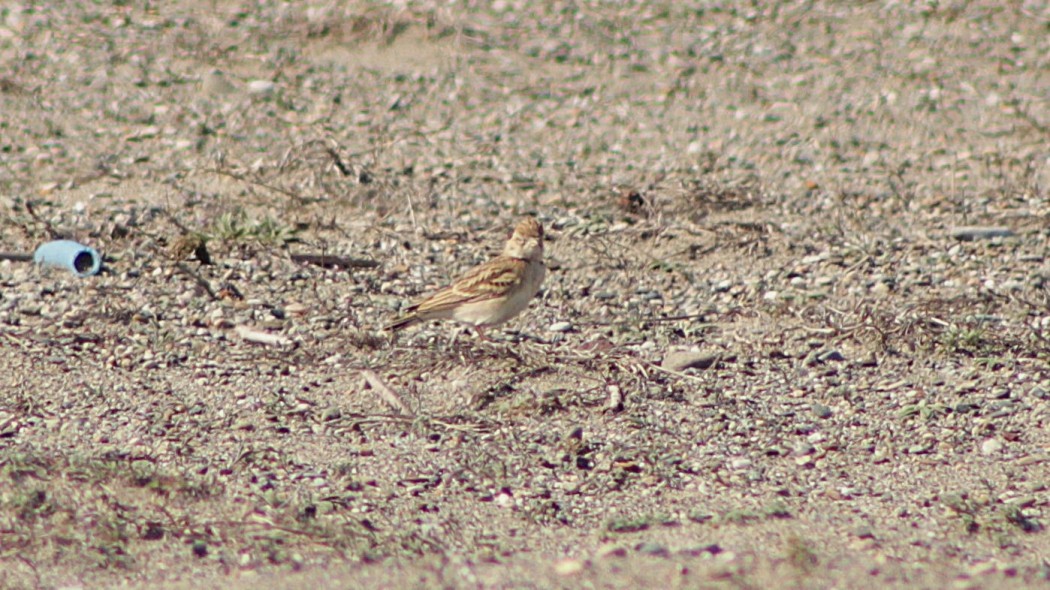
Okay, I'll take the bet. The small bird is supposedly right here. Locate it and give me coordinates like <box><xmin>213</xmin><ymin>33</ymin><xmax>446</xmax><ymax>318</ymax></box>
<box><xmin>386</xmin><ymin>217</ymin><xmax>546</xmax><ymax>340</ymax></box>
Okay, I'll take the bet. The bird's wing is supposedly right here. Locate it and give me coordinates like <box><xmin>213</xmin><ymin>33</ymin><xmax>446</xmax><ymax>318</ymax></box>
<box><xmin>411</xmin><ymin>256</ymin><xmax>525</xmax><ymax>315</ymax></box>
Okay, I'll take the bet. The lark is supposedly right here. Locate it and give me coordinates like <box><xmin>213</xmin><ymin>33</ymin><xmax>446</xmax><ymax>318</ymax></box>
<box><xmin>386</xmin><ymin>217</ymin><xmax>546</xmax><ymax>340</ymax></box>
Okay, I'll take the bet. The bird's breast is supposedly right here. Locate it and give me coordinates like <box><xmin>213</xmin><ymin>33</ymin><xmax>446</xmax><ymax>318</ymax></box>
<box><xmin>452</xmin><ymin>261</ymin><xmax>544</xmax><ymax>327</ymax></box>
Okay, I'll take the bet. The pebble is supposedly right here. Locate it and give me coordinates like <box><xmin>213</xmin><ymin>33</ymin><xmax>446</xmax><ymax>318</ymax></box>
<box><xmin>662</xmin><ymin>349</ymin><xmax>718</xmax><ymax>371</ymax></box>
<box><xmin>793</xmin><ymin>442</ymin><xmax>815</xmax><ymax>456</ymax></box>
<box><xmin>2</xmin><ymin>18</ymin><xmax>1046</xmax><ymax>580</ymax></box>
<box><xmin>635</xmin><ymin>542</ymin><xmax>669</xmax><ymax>557</ymax></box>
<box><xmin>247</xmin><ymin>80</ymin><xmax>276</xmax><ymax>95</ymax></box>
<box><xmin>284</xmin><ymin>302</ymin><xmax>308</xmax><ymax>316</ymax></box>
<box><xmin>820</xmin><ymin>350</ymin><xmax>844</xmax><ymax>362</ymax></box>
<box><xmin>596</xmin><ymin>544</ymin><xmax>628</xmax><ymax>559</ymax></box>
<box><xmin>200</xmin><ymin>69</ymin><xmax>237</xmax><ymax>96</ymax></box>
<box><xmin>553</xmin><ymin>558</ymin><xmax>585</xmax><ymax>576</ymax></box>
<box><xmin>949</xmin><ymin>226</ymin><xmax>1014</xmax><ymax>241</ymax></box>
<box><xmin>967</xmin><ymin>561</ymin><xmax>998</xmax><ymax>576</ymax></box>
<box><xmin>980</xmin><ymin>438</ymin><xmax>1002</xmax><ymax>455</ymax></box>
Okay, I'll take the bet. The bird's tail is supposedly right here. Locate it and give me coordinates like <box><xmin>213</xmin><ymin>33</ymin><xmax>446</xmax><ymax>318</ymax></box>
<box><xmin>385</xmin><ymin>313</ymin><xmax>421</xmax><ymax>332</ymax></box>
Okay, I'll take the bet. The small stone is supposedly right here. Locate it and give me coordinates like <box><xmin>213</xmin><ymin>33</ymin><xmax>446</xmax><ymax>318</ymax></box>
<box><xmin>635</xmin><ymin>542</ymin><xmax>669</xmax><ymax>557</ymax></box>
<box><xmin>907</xmin><ymin>443</ymin><xmax>932</xmax><ymax>455</ymax></box>
<box><xmin>849</xmin><ymin>538</ymin><xmax>878</xmax><ymax>551</ymax></box>
<box><xmin>662</xmin><ymin>349</ymin><xmax>718</xmax><ymax>371</ymax></box>
<box><xmin>794</xmin><ymin>455</ymin><xmax>815</xmax><ymax>467</ymax></box>
<box><xmin>201</xmin><ymin>69</ymin><xmax>237</xmax><ymax>96</ymax></box>
<box><xmin>548</xmin><ymin>321</ymin><xmax>572</xmax><ymax>333</ymax></box>
<box><xmin>729</xmin><ymin>458</ymin><xmax>752</xmax><ymax>470</ymax></box>
<box><xmin>793</xmin><ymin>442</ymin><xmax>815</xmax><ymax>457</ymax></box>
<box><xmin>285</xmin><ymin>302</ymin><xmax>308</xmax><ymax>316</ymax></box>
<box><xmin>247</xmin><ymin>79</ymin><xmax>276</xmax><ymax>95</ymax></box>
<box><xmin>685</xmin><ymin>511</ymin><xmax>714</xmax><ymax>525</ymax></box>
<box><xmin>839</xmin><ymin>487</ymin><xmax>859</xmax><ymax>498</ymax></box>
<box><xmin>680</xmin><ymin>543</ymin><xmax>722</xmax><ymax>556</ymax></box>
<box><xmin>968</xmin><ymin>561</ymin><xmax>997</xmax><ymax>576</ymax></box>
<box><xmin>949</xmin><ymin>226</ymin><xmax>1014</xmax><ymax>241</ymax></box>
<box><xmin>980</xmin><ymin>438</ymin><xmax>1002</xmax><ymax>455</ymax></box>
<box><xmin>811</xmin><ymin>404</ymin><xmax>833</xmax><ymax>419</ymax></box>
<box><xmin>856</xmin><ymin>355</ymin><xmax>878</xmax><ymax>367</ymax></box>
<box><xmin>819</xmin><ymin>350</ymin><xmax>845</xmax><ymax>362</ymax></box>
<box><xmin>553</xmin><ymin>558</ymin><xmax>585</xmax><ymax>576</ymax></box>
<box><xmin>596</xmin><ymin>544</ymin><xmax>628</xmax><ymax>559</ymax></box>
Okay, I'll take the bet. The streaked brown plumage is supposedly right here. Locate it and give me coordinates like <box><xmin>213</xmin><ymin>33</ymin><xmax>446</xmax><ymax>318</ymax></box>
<box><xmin>386</xmin><ymin>217</ymin><xmax>545</xmax><ymax>339</ymax></box>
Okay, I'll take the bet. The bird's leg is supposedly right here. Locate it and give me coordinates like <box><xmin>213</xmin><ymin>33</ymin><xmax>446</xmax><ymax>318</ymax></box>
<box><xmin>475</xmin><ymin>325</ymin><xmax>491</xmax><ymax>342</ymax></box>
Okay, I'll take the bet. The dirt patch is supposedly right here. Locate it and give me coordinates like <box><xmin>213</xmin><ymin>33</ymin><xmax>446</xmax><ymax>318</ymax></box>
<box><xmin>1</xmin><ymin>1</ymin><xmax>1047</xmax><ymax>588</ymax></box>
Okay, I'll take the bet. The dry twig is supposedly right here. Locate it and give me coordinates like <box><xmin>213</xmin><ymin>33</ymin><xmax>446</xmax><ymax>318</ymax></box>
<box><xmin>361</xmin><ymin>369</ymin><xmax>414</xmax><ymax>417</ymax></box>
<box><xmin>290</xmin><ymin>253</ymin><xmax>379</xmax><ymax>269</ymax></box>
<box><xmin>234</xmin><ymin>325</ymin><xmax>292</xmax><ymax>346</ymax></box>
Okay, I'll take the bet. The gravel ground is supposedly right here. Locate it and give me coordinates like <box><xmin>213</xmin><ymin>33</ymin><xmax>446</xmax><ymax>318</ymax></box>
<box><xmin>1</xmin><ymin>1</ymin><xmax>1048</xmax><ymax>588</ymax></box>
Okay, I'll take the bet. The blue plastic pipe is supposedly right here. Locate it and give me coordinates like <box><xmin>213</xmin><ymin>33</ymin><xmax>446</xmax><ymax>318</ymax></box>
<box><xmin>33</xmin><ymin>240</ymin><xmax>102</xmax><ymax>277</ymax></box>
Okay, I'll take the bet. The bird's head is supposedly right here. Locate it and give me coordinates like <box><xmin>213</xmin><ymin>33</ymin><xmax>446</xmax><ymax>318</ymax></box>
<box><xmin>503</xmin><ymin>216</ymin><xmax>544</xmax><ymax>261</ymax></box>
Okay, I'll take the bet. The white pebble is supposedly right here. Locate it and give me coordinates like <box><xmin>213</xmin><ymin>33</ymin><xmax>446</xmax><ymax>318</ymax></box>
<box><xmin>980</xmin><ymin>438</ymin><xmax>1002</xmax><ymax>455</ymax></box>
<box><xmin>247</xmin><ymin>80</ymin><xmax>275</xmax><ymax>95</ymax></box>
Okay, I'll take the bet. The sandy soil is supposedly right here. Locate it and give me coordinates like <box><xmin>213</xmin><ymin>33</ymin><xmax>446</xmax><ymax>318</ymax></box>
<box><xmin>1</xmin><ymin>2</ymin><xmax>1048</xmax><ymax>588</ymax></box>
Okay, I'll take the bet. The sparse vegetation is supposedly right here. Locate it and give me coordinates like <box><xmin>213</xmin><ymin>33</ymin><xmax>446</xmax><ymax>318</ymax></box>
<box><xmin>0</xmin><ymin>0</ymin><xmax>1047</xmax><ymax>588</ymax></box>
<box><xmin>210</xmin><ymin>210</ymin><xmax>301</xmax><ymax>245</ymax></box>
<box><xmin>785</xmin><ymin>535</ymin><xmax>820</xmax><ymax>574</ymax></box>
